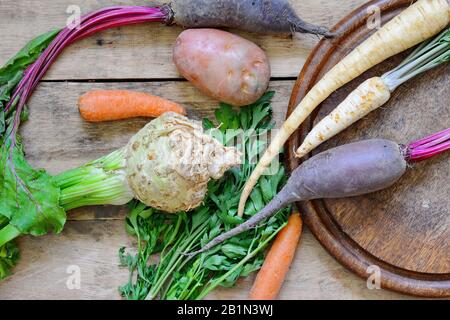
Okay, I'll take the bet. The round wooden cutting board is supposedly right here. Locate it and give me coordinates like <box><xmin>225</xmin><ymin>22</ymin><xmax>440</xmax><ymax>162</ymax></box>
<box><xmin>287</xmin><ymin>0</ymin><xmax>449</xmax><ymax>297</ymax></box>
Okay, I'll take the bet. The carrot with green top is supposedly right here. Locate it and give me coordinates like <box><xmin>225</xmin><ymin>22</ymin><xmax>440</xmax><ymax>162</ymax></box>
<box><xmin>78</xmin><ymin>90</ymin><xmax>187</xmax><ymax>122</ymax></box>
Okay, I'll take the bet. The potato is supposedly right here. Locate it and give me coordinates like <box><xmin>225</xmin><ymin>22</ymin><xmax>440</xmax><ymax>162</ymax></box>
<box><xmin>173</xmin><ymin>29</ymin><xmax>271</xmax><ymax>106</ymax></box>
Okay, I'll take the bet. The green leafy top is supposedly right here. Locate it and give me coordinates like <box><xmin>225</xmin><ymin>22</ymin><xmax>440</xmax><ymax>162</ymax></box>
<box><xmin>119</xmin><ymin>92</ymin><xmax>290</xmax><ymax>300</ymax></box>
<box><xmin>0</xmin><ymin>139</ymin><xmax>66</xmax><ymax>236</ymax></box>
<box><xmin>0</xmin><ymin>30</ymin><xmax>63</xmax><ymax>279</ymax></box>
<box><xmin>0</xmin><ymin>30</ymin><xmax>59</xmax><ymax>133</ymax></box>
<box><xmin>0</xmin><ymin>216</ymin><xmax>19</xmax><ymax>280</ymax></box>
<box><xmin>382</xmin><ymin>28</ymin><xmax>450</xmax><ymax>91</ymax></box>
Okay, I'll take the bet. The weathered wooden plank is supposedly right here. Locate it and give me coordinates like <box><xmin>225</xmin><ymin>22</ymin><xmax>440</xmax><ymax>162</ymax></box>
<box><xmin>0</xmin><ymin>0</ymin><xmax>367</xmax><ymax>79</ymax></box>
<box><xmin>0</xmin><ymin>220</ymin><xmax>414</xmax><ymax>300</ymax></box>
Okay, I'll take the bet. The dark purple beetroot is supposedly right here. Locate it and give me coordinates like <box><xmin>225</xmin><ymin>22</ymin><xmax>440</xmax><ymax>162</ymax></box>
<box><xmin>166</xmin><ymin>0</ymin><xmax>333</xmax><ymax>36</ymax></box>
<box><xmin>188</xmin><ymin>139</ymin><xmax>407</xmax><ymax>256</ymax></box>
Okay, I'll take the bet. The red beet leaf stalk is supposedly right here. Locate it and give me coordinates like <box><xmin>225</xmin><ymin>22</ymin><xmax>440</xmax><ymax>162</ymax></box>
<box><xmin>405</xmin><ymin>127</ymin><xmax>450</xmax><ymax>162</ymax></box>
<box><xmin>4</xmin><ymin>6</ymin><xmax>168</xmax><ymax>148</ymax></box>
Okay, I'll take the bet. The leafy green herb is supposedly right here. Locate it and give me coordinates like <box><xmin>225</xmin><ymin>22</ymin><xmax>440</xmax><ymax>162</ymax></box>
<box><xmin>119</xmin><ymin>93</ymin><xmax>290</xmax><ymax>300</ymax></box>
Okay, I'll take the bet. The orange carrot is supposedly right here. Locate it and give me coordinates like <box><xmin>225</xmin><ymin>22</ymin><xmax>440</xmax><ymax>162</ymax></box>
<box><xmin>249</xmin><ymin>211</ymin><xmax>303</xmax><ymax>300</ymax></box>
<box><xmin>78</xmin><ymin>90</ymin><xmax>187</xmax><ymax>122</ymax></box>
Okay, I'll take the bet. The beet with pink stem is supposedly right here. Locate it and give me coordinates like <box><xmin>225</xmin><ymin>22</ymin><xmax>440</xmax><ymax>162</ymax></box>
<box><xmin>187</xmin><ymin>128</ymin><xmax>450</xmax><ymax>257</ymax></box>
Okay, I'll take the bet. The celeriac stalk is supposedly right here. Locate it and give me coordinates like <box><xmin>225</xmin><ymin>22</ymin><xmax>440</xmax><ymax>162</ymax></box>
<box><xmin>0</xmin><ymin>149</ymin><xmax>131</xmax><ymax>248</ymax></box>
<box><xmin>53</xmin><ymin>148</ymin><xmax>133</xmax><ymax>211</ymax></box>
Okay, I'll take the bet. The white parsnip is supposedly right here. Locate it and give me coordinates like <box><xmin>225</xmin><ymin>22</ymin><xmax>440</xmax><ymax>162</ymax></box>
<box><xmin>296</xmin><ymin>25</ymin><xmax>450</xmax><ymax>158</ymax></box>
<box><xmin>238</xmin><ymin>0</ymin><xmax>449</xmax><ymax>217</ymax></box>
<box><xmin>295</xmin><ymin>77</ymin><xmax>391</xmax><ymax>158</ymax></box>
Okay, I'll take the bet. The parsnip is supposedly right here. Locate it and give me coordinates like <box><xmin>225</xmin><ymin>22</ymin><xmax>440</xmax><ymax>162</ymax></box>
<box><xmin>297</xmin><ymin>28</ymin><xmax>450</xmax><ymax>158</ymax></box>
<box><xmin>296</xmin><ymin>77</ymin><xmax>390</xmax><ymax>157</ymax></box>
<box><xmin>238</xmin><ymin>0</ymin><xmax>449</xmax><ymax>217</ymax></box>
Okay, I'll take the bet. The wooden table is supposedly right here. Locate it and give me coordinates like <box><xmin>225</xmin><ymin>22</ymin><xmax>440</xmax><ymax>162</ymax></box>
<box><xmin>0</xmin><ymin>0</ymin><xmax>417</xmax><ymax>300</ymax></box>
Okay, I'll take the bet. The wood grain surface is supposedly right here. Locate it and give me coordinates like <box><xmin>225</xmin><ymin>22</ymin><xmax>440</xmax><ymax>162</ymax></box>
<box><xmin>287</xmin><ymin>0</ymin><xmax>449</xmax><ymax>297</ymax></box>
<box><xmin>0</xmin><ymin>0</ymin><xmax>433</xmax><ymax>300</ymax></box>
<box><xmin>0</xmin><ymin>221</ymin><xmax>413</xmax><ymax>300</ymax></box>
<box><xmin>0</xmin><ymin>0</ymin><xmax>365</xmax><ymax>79</ymax></box>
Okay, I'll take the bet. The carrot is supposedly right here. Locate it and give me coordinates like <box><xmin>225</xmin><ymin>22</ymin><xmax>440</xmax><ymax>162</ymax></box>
<box><xmin>78</xmin><ymin>90</ymin><xmax>187</xmax><ymax>122</ymax></box>
<box><xmin>237</xmin><ymin>0</ymin><xmax>449</xmax><ymax>217</ymax></box>
<box><xmin>249</xmin><ymin>212</ymin><xmax>302</xmax><ymax>300</ymax></box>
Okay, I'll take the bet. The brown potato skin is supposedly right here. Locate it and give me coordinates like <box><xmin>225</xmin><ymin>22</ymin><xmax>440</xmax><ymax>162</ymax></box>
<box><xmin>173</xmin><ymin>29</ymin><xmax>271</xmax><ymax>106</ymax></box>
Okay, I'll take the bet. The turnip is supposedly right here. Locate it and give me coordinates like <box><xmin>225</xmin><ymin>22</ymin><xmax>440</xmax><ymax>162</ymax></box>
<box><xmin>189</xmin><ymin>128</ymin><xmax>450</xmax><ymax>256</ymax></box>
<box><xmin>237</xmin><ymin>0</ymin><xmax>450</xmax><ymax>217</ymax></box>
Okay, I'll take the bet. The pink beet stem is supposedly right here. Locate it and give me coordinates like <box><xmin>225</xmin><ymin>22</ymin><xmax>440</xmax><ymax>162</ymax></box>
<box><xmin>29</xmin><ymin>11</ymin><xmax>164</xmax><ymax>91</ymax></box>
<box><xmin>414</xmin><ymin>132</ymin><xmax>450</xmax><ymax>150</ymax></box>
<box><xmin>407</xmin><ymin>128</ymin><xmax>450</xmax><ymax>162</ymax></box>
<box><xmin>408</xmin><ymin>128</ymin><xmax>450</xmax><ymax>149</ymax></box>
<box><xmin>3</xmin><ymin>6</ymin><xmax>166</xmax><ymax>147</ymax></box>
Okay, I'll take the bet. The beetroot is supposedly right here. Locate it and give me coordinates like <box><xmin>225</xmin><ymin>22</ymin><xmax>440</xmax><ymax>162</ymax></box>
<box><xmin>188</xmin><ymin>129</ymin><xmax>450</xmax><ymax>256</ymax></box>
<box><xmin>168</xmin><ymin>0</ymin><xmax>333</xmax><ymax>36</ymax></box>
